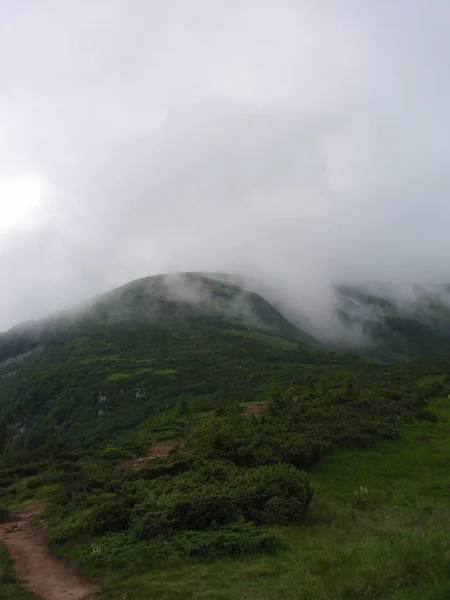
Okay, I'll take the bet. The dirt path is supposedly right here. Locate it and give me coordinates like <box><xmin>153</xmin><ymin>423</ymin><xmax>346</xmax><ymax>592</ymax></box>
<box><xmin>0</xmin><ymin>503</ymin><xmax>98</xmax><ymax>600</ymax></box>
<box><xmin>242</xmin><ymin>401</ymin><xmax>267</xmax><ymax>417</ymax></box>
<box><xmin>119</xmin><ymin>440</ymin><xmax>174</xmax><ymax>470</ymax></box>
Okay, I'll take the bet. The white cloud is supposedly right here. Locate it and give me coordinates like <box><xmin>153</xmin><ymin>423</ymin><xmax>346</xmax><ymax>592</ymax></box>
<box><xmin>1</xmin><ymin>0</ymin><xmax>450</xmax><ymax>329</ymax></box>
<box><xmin>0</xmin><ymin>173</ymin><xmax>49</xmax><ymax>234</ymax></box>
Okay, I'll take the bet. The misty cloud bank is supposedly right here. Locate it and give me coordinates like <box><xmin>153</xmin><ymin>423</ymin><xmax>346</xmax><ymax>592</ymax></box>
<box><xmin>1</xmin><ymin>1</ymin><xmax>450</xmax><ymax>332</ymax></box>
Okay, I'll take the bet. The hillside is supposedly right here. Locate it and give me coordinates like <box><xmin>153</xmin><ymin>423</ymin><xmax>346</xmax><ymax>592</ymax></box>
<box><xmin>0</xmin><ymin>273</ymin><xmax>321</xmax><ymax>363</ymax></box>
<box><xmin>0</xmin><ymin>273</ymin><xmax>328</xmax><ymax>456</ymax></box>
<box><xmin>330</xmin><ymin>283</ymin><xmax>450</xmax><ymax>361</ymax></box>
<box><xmin>1</xmin><ymin>273</ymin><xmax>450</xmax><ymax>599</ymax></box>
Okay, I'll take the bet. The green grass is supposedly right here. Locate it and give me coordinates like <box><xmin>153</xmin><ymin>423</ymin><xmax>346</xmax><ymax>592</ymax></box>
<box><xmin>5</xmin><ymin>398</ymin><xmax>450</xmax><ymax>600</ymax></box>
<box><xmin>93</xmin><ymin>505</ymin><xmax>450</xmax><ymax>600</ymax></box>
<box><xmin>0</xmin><ymin>545</ymin><xmax>39</xmax><ymax>600</ymax></box>
<box><xmin>106</xmin><ymin>372</ymin><xmax>131</xmax><ymax>382</ymax></box>
<box><xmin>86</xmin><ymin>396</ymin><xmax>450</xmax><ymax>599</ymax></box>
<box><xmin>227</xmin><ymin>329</ymin><xmax>300</xmax><ymax>349</ymax></box>
<box><xmin>2</xmin><ymin>273</ymin><xmax>450</xmax><ymax>599</ymax></box>
<box><xmin>106</xmin><ymin>366</ymin><xmax>169</xmax><ymax>382</ymax></box>
<box><xmin>153</xmin><ymin>368</ymin><xmax>178</xmax><ymax>375</ymax></box>
<box><xmin>310</xmin><ymin>396</ymin><xmax>450</xmax><ymax>508</ymax></box>
<box><xmin>417</xmin><ymin>374</ymin><xmax>447</xmax><ymax>387</ymax></box>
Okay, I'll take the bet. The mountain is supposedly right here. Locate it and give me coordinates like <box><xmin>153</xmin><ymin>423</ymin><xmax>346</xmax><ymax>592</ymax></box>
<box><xmin>1</xmin><ymin>272</ymin><xmax>450</xmax><ymax>600</ymax></box>
<box><xmin>3</xmin><ymin>273</ymin><xmax>450</xmax><ymax>457</ymax></box>
<box><xmin>333</xmin><ymin>283</ymin><xmax>450</xmax><ymax>360</ymax></box>
<box><xmin>0</xmin><ymin>272</ymin><xmax>321</xmax><ymax>365</ymax></box>
<box><xmin>0</xmin><ymin>272</ymin><xmax>329</xmax><ymax>455</ymax></box>
<box><xmin>7</xmin><ymin>273</ymin><xmax>450</xmax><ymax>371</ymax></box>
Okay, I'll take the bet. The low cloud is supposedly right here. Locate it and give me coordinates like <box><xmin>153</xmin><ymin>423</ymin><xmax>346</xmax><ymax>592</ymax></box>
<box><xmin>1</xmin><ymin>1</ymin><xmax>450</xmax><ymax>334</ymax></box>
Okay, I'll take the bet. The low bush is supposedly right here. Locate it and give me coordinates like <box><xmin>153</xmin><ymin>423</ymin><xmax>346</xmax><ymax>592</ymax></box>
<box><xmin>83</xmin><ymin>521</ymin><xmax>280</xmax><ymax>569</ymax></box>
<box><xmin>132</xmin><ymin>462</ymin><xmax>311</xmax><ymax>539</ymax></box>
<box><xmin>416</xmin><ymin>408</ymin><xmax>438</xmax><ymax>422</ymax></box>
<box><xmin>0</xmin><ymin>506</ymin><xmax>10</xmax><ymax>522</ymax></box>
<box><xmin>50</xmin><ymin>460</ymin><xmax>311</xmax><ymax>564</ymax></box>
<box><xmin>26</xmin><ymin>469</ymin><xmax>70</xmax><ymax>490</ymax></box>
<box><xmin>88</xmin><ymin>494</ymin><xmax>135</xmax><ymax>535</ymax></box>
<box><xmin>0</xmin><ymin>545</ymin><xmax>38</xmax><ymax>599</ymax></box>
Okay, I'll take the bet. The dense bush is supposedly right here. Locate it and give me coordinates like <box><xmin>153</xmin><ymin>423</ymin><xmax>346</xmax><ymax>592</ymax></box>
<box><xmin>164</xmin><ymin>521</ymin><xmax>280</xmax><ymax>557</ymax></box>
<box><xmin>50</xmin><ymin>460</ymin><xmax>311</xmax><ymax>564</ymax></box>
<box><xmin>416</xmin><ymin>408</ymin><xmax>438</xmax><ymax>422</ymax></box>
<box><xmin>81</xmin><ymin>521</ymin><xmax>280</xmax><ymax>569</ymax></box>
<box><xmin>0</xmin><ymin>505</ymin><xmax>10</xmax><ymax>522</ymax></box>
<box><xmin>44</xmin><ymin>364</ymin><xmax>441</xmax><ymax>571</ymax></box>
<box><xmin>26</xmin><ymin>469</ymin><xmax>73</xmax><ymax>490</ymax></box>
<box><xmin>88</xmin><ymin>494</ymin><xmax>135</xmax><ymax>535</ymax></box>
<box><xmin>191</xmin><ymin>380</ymin><xmax>423</xmax><ymax>471</ymax></box>
<box><xmin>0</xmin><ymin>544</ymin><xmax>39</xmax><ymax>599</ymax></box>
<box><xmin>1</xmin><ymin>312</ymin><xmax>445</xmax><ymax>580</ymax></box>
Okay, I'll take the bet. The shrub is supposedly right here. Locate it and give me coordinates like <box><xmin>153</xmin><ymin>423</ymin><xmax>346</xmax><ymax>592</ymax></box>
<box><xmin>49</xmin><ymin>512</ymin><xmax>87</xmax><ymax>545</ymax></box>
<box><xmin>232</xmin><ymin>463</ymin><xmax>313</xmax><ymax>525</ymax></box>
<box><xmin>161</xmin><ymin>521</ymin><xmax>280</xmax><ymax>557</ymax></box>
<box><xmin>0</xmin><ymin>505</ymin><xmax>10</xmax><ymax>522</ymax></box>
<box><xmin>132</xmin><ymin>462</ymin><xmax>312</xmax><ymax>539</ymax></box>
<box><xmin>353</xmin><ymin>485</ymin><xmax>370</xmax><ymax>509</ymax></box>
<box><xmin>416</xmin><ymin>408</ymin><xmax>438</xmax><ymax>422</ymax></box>
<box><xmin>87</xmin><ymin>494</ymin><xmax>135</xmax><ymax>535</ymax></box>
<box><xmin>26</xmin><ymin>469</ymin><xmax>69</xmax><ymax>490</ymax></box>
<box><xmin>84</xmin><ymin>521</ymin><xmax>280</xmax><ymax>568</ymax></box>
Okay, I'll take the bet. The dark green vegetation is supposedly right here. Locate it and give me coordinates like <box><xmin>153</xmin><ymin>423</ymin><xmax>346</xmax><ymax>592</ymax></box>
<box><xmin>1</xmin><ymin>273</ymin><xmax>450</xmax><ymax>598</ymax></box>
<box><xmin>0</xmin><ymin>545</ymin><xmax>38</xmax><ymax>600</ymax></box>
<box><xmin>336</xmin><ymin>283</ymin><xmax>450</xmax><ymax>360</ymax></box>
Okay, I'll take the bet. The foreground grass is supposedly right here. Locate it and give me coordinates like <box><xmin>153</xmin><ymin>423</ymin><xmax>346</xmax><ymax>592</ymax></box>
<box><xmin>0</xmin><ymin>545</ymin><xmax>38</xmax><ymax>600</ymax></box>
<box><xmin>5</xmin><ymin>393</ymin><xmax>450</xmax><ymax>599</ymax></box>
<box><xmin>82</xmin><ymin>396</ymin><xmax>450</xmax><ymax>599</ymax></box>
<box><xmin>310</xmin><ymin>394</ymin><xmax>450</xmax><ymax>508</ymax></box>
<box><xmin>95</xmin><ymin>503</ymin><xmax>450</xmax><ymax>600</ymax></box>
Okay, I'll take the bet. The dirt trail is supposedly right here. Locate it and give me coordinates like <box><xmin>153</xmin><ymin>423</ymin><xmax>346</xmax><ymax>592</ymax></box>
<box><xmin>243</xmin><ymin>402</ymin><xmax>267</xmax><ymax>417</ymax></box>
<box><xmin>119</xmin><ymin>440</ymin><xmax>174</xmax><ymax>471</ymax></box>
<box><xmin>0</xmin><ymin>503</ymin><xmax>97</xmax><ymax>600</ymax></box>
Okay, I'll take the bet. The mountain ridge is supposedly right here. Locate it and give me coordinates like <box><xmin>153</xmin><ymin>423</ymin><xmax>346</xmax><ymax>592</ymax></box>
<box><xmin>4</xmin><ymin>273</ymin><xmax>450</xmax><ymax>365</ymax></box>
<box><xmin>1</xmin><ymin>272</ymin><xmax>450</xmax><ymax>599</ymax></box>
<box><xmin>0</xmin><ymin>272</ymin><xmax>323</xmax><ymax>365</ymax></box>
<box><xmin>333</xmin><ymin>282</ymin><xmax>450</xmax><ymax>360</ymax></box>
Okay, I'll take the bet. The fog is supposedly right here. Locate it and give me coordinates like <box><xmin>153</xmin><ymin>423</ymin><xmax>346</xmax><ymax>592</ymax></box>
<box><xmin>1</xmin><ymin>1</ymin><xmax>450</xmax><ymax>332</ymax></box>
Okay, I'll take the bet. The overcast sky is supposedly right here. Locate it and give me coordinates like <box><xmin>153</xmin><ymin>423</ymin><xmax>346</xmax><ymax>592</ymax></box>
<box><xmin>1</xmin><ymin>0</ymin><xmax>450</xmax><ymax>330</ymax></box>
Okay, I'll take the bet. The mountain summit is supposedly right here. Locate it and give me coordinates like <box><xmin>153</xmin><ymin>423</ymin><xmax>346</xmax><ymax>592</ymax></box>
<box><xmin>0</xmin><ymin>272</ymin><xmax>321</xmax><ymax>365</ymax></box>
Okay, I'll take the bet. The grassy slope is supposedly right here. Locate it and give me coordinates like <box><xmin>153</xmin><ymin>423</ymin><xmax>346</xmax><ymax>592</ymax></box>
<box><xmin>0</xmin><ymin>273</ymin><xmax>321</xmax><ymax>363</ymax></box>
<box><xmin>0</xmin><ymin>545</ymin><xmax>39</xmax><ymax>600</ymax></box>
<box><xmin>311</xmin><ymin>396</ymin><xmax>450</xmax><ymax>509</ymax></box>
<box><xmin>95</xmin><ymin>389</ymin><xmax>450</xmax><ymax>600</ymax></box>
<box><xmin>3</xmin><ymin>394</ymin><xmax>450</xmax><ymax>599</ymax></box>
<box><xmin>2</xmin><ymin>274</ymin><xmax>450</xmax><ymax>599</ymax></box>
<box><xmin>0</xmin><ymin>320</ymin><xmax>356</xmax><ymax>459</ymax></box>
<box><xmin>2</xmin><ymin>356</ymin><xmax>450</xmax><ymax>599</ymax></box>
<box><xmin>336</xmin><ymin>285</ymin><xmax>450</xmax><ymax>361</ymax></box>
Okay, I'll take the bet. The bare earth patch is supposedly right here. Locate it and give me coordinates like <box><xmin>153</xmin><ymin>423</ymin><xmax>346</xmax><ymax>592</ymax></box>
<box><xmin>0</xmin><ymin>503</ymin><xmax>97</xmax><ymax>600</ymax></box>
<box><xmin>243</xmin><ymin>402</ymin><xmax>267</xmax><ymax>417</ymax></box>
<box><xmin>119</xmin><ymin>441</ymin><xmax>174</xmax><ymax>471</ymax></box>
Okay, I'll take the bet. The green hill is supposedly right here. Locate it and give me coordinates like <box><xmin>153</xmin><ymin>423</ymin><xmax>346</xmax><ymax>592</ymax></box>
<box><xmin>0</xmin><ymin>273</ymin><xmax>326</xmax><ymax>455</ymax></box>
<box><xmin>1</xmin><ymin>273</ymin><xmax>450</xmax><ymax>600</ymax></box>
<box><xmin>333</xmin><ymin>283</ymin><xmax>450</xmax><ymax>360</ymax></box>
<box><xmin>0</xmin><ymin>273</ymin><xmax>321</xmax><ymax>363</ymax></box>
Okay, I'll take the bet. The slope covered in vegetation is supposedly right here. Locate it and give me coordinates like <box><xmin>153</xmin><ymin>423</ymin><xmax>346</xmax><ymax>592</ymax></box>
<box><xmin>335</xmin><ymin>283</ymin><xmax>450</xmax><ymax>360</ymax></box>
<box><xmin>1</xmin><ymin>273</ymin><xmax>450</xmax><ymax>599</ymax></box>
